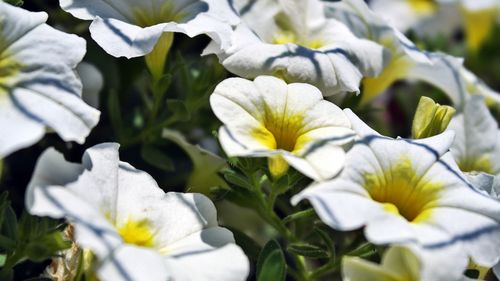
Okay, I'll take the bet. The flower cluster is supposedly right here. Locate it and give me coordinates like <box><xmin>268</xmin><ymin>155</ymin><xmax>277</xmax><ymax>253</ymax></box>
<box><xmin>1</xmin><ymin>0</ymin><xmax>500</xmax><ymax>280</ymax></box>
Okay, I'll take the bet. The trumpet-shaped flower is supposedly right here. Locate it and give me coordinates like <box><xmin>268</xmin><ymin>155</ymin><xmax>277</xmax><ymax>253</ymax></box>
<box><xmin>26</xmin><ymin>143</ymin><xmax>249</xmax><ymax>281</ymax></box>
<box><xmin>343</xmin><ymin>246</ymin><xmax>427</xmax><ymax>281</ymax></box>
<box><xmin>293</xmin><ymin>110</ymin><xmax>500</xmax><ymax>280</ymax></box>
<box><xmin>448</xmin><ymin>96</ymin><xmax>500</xmax><ymax>176</ymax></box>
<box><xmin>368</xmin><ymin>0</ymin><xmax>458</xmax><ymax>35</ymax></box>
<box><xmin>0</xmin><ymin>2</ymin><xmax>100</xmax><ymax>158</ymax></box>
<box><xmin>324</xmin><ymin>0</ymin><xmax>487</xmax><ymax>107</ymax></box>
<box><xmin>59</xmin><ymin>0</ymin><xmax>239</xmax><ymax>72</ymax></box>
<box><xmin>210</xmin><ymin>76</ymin><xmax>355</xmax><ymax>181</ymax></box>
<box><xmin>203</xmin><ymin>0</ymin><xmax>385</xmax><ymax>97</ymax></box>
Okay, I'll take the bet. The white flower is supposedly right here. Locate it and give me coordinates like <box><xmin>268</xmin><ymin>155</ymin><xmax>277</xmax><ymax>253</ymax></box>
<box><xmin>210</xmin><ymin>76</ymin><xmax>355</xmax><ymax>181</ymax></box>
<box><xmin>292</xmin><ymin>110</ymin><xmax>500</xmax><ymax>280</ymax></box>
<box><xmin>203</xmin><ymin>0</ymin><xmax>385</xmax><ymax>97</ymax></box>
<box><xmin>343</xmin><ymin>246</ymin><xmax>425</xmax><ymax>281</ymax></box>
<box><xmin>26</xmin><ymin>143</ymin><xmax>249</xmax><ymax>281</ymax></box>
<box><xmin>0</xmin><ymin>2</ymin><xmax>100</xmax><ymax>158</ymax></box>
<box><xmin>59</xmin><ymin>0</ymin><xmax>239</xmax><ymax>58</ymax></box>
<box><xmin>324</xmin><ymin>0</ymin><xmax>476</xmax><ymax>107</ymax></box>
<box><xmin>368</xmin><ymin>0</ymin><xmax>459</xmax><ymax>35</ymax></box>
<box><xmin>448</xmin><ymin>96</ymin><xmax>500</xmax><ymax>176</ymax></box>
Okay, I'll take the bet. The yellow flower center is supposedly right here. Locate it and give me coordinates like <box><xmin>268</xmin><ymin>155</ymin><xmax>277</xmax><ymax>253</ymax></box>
<box><xmin>117</xmin><ymin>219</ymin><xmax>155</xmax><ymax>247</ymax></box>
<box><xmin>252</xmin><ymin>109</ymin><xmax>308</xmax><ymax>152</ymax></box>
<box><xmin>133</xmin><ymin>3</ymin><xmax>187</xmax><ymax>27</ymax></box>
<box><xmin>363</xmin><ymin>158</ymin><xmax>443</xmax><ymax>223</ymax></box>
<box><xmin>0</xmin><ymin>52</ymin><xmax>22</xmax><ymax>95</ymax></box>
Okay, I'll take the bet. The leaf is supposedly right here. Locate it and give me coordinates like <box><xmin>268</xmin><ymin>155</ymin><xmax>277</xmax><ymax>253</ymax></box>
<box><xmin>107</xmin><ymin>89</ymin><xmax>123</xmax><ymax>139</ymax></box>
<box><xmin>25</xmin><ymin>232</ymin><xmax>70</xmax><ymax>262</ymax></box>
<box><xmin>0</xmin><ymin>267</ymin><xmax>13</xmax><ymax>281</ymax></box>
<box><xmin>2</xmin><ymin>207</ymin><xmax>17</xmax><ymax>241</ymax></box>
<box><xmin>140</xmin><ymin>144</ymin><xmax>175</xmax><ymax>171</ymax></box>
<box><xmin>257</xmin><ymin>240</ymin><xmax>286</xmax><ymax>281</ymax></box>
<box><xmin>0</xmin><ymin>254</ymin><xmax>6</xmax><ymax>267</ymax></box>
<box><xmin>166</xmin><ymin>99</ymin><xmax>190</xmax><ymax>122</ymax></box>
<box><xmin>226</xmin><ymin>227</ymin><xmax>261</xmax><ymax>265</ymax></box>
<box><xmin>162</xmin><ymin>129</ymin><xmax>227</xmax><ymax>194</ymax></box>
<box><xmin>287</xmin><ymin>243</ymin><xmax>329</xmax><ymax>259</ymax></box>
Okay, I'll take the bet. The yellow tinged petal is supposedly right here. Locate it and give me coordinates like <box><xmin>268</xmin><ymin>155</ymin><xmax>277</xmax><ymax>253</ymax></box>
<box><xmin>408</xmin><ymin>0</ymin><xmax>437</xmax><ymax>15</ymax></box>
<box><xmin>268</xmin><ymin>155</ymin><xmax>289</xmax><ymax>179</ymax></box>
<box><xmin>411</xmin><ymin>96</ymin><xmax>456</xmax><ymax>139</ymax></box>
<box><xmin>363</xmin><ymin>157</ymin><xmax>443</xmax><ymax>223</ymax></box>
<box><xmin>462</xmin><ymin>7</ymin><xmax>497</xmax><ymax>52</ymax></box>
<box><xmin>361</xmin><ymin>56</ymin><xmax>412</xmax><ymax>105</ymax></box>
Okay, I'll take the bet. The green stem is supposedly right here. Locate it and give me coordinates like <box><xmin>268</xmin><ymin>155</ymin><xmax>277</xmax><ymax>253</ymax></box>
<box><xmin>248</xmin><ymin>173</ymin><xmax>310</xmax><ymax>281</ymax></box>
<box><xmin>145</xmin><ymin>33</ymin><xmax>173</xmax><ymax>82</ymax></box>
<box><xmin>309</xmin><ymin>243</ymin><xmax>377</xmax><ymax>280</ymax></box>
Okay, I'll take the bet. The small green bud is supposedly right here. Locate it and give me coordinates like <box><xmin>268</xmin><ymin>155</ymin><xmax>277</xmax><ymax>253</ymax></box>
<box><xmin>412</xmin><ymin>96</ymin><xmax>456</xmax><ymax>139</ymax></box>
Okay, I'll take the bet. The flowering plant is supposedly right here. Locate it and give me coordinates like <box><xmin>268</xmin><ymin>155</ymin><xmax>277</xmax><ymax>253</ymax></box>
<box><xmin>1</xmin><ymin>0</ymin><xmax>500</xmax><ymax>281</ymax></box>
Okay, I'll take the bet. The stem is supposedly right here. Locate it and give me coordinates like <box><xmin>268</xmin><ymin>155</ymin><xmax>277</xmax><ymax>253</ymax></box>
<box><xmin>248</xmin><ymin>173</ymin><xmax>310</xmax><ymax>281</ymax></box>
<box><xmin>145</xmin><ymin>33</ymin><xmax>173</xmax><ymax>82</ymax></box>
<box><xmin>309</xmin><ymin>243</ymin><xmax>377</xmax><ymax>280</ymax></box>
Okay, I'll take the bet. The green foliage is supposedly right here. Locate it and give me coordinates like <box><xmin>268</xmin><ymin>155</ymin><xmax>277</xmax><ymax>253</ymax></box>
<box><xmin>4</xmin><ymin>0</ymin><xmax>23</xmax><ymax>6</ymax></box>
<box><xmin>256</xmin><ymin>240</ymin><xmax>286</xmax><ymax>281</ymax></box>
<box><xmin>0</xmin><ymin>192</ymin><xmax>70</xmax><ymax>279</ymax></box>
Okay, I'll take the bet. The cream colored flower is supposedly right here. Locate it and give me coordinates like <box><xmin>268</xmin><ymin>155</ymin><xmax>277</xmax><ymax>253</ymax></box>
<box><xmin>210</xmin><ymin>76</ymin><xmax>355</xmax><ymax>180</ymax></box>
<box><xmin>204</xmin><ymin>0</ymin><xmax>385</xmax><ymax>97</ymax></box>
<box><xmin>0</xmin><ymin>2</ymin><xmax>100</xmax><ymax>157</ymax></box>
<box><xmin>26</xmin><ymin>143</ymin><xmax>249</xmax><ymax>281</ymax></box>
<box><xmin>293</xmin><ymin>110</ymin><xmax>500</xmax><ymax>280</ymax></box>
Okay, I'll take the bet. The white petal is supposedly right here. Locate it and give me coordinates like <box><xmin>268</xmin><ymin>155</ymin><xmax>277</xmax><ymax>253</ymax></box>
<box><xmin>89</xmin><ymin>18</ymin><xmax>166</xmax><ymax>58</ymax></box>
<box><xmin>0</xmin><ymin>96</ymin><xmax>44</xmax><ymax>158</ymax></box>
<box><xmin>165</xmin><ymin>244</ymin><xmax>249</xmax><ymax>281</ymax></box>
<box><xmin>292</xmin><ymin>182</ymin><xmax>379</xmax><ymax>231</ymax></box>
<box><xmin>448</xmin><ymin>96</ymin><xmax>500</xmax><ymax>174</ymax></box>
<box><xmin>284</xmin><ymin>143</ymin><xmax>348</xmax><ymax>181</ymax></box>
<box><xmin>144</xmin><ymin>193</ymin><xmax>220</xmax><ymax>249</ymax></box>
<box><xmin>0</xmin><ymin>5</ymin><xmax>99</xmax><ymax>156</ymax></box>
<box><xmin>97</xmin><ymin>245</ymin><xmax>170</xmax><ymax>281</ymax></box>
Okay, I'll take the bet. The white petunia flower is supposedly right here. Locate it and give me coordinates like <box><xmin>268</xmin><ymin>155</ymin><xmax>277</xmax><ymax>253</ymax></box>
<box><xmin>203</xmin><ymin>0</ymin><xmax>385</xmax><ymax>97</ymax></box>
<box><xmin>368</xmin><ymin>0</ymin><xmax>459</xmax><ymax>35</ymax></box>
<box><xmin>59</xmin><ymin>0</ymin><xmax>239</xmax><ymax>57</ymax></box>
<box><xmin>0</xmin><ymin>2</ymin><xmax>100</xmax><ymax>158</ymax></box>
<box><xmin>26</xmin><ymin>143</ymin><xmax>249</xmax><ymax>281</ymax></box>
<box><xmin>293</xmin><ymin>110</ymin><xmax>500</xmax><ymax>280</ymax></box>
<box><xmin>210</xmin><ymin>76</ymin><xmax>355</xmax><ymax>181</ymax></box>
<box><xmin>448</xmin><ymin>96</ymin><xmax>500</xmax><ymax>176</ymax></box>
<box><xmin>324</xmin><ymin>0</ymin><xmax>482</xmax><ymax>107</ymax></box>
<box><xmin>343</xmin><ymin>246</ymin><xmax>433</xmax><ymax>281</ymax></box>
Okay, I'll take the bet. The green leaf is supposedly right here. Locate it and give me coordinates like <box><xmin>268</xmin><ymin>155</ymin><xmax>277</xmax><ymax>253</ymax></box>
<box><xmin>226</xmin><ymin>227</ymin><xmax>261</xmax><ymax>264</ymax></box>
<box><xmin>2</xmin><ymin>207</ymin><xmax>17</xmax><ymax>241</ymax></box>
<box><xmin>25</xmin><ymin>232</ymin><xmax>70</xmax><ymax>262</ymax></box>
<box><xmin>166</xmin><ymin>99</ymin><xmax>190</xmax><ymax>123</ymax></box>
<box><xmin>140</xmin><ymin>144</ymin><xmax>175</xmax><ymax>171</ymax></box>
<box><xmin>287</xmin><ymin>243</ymin><xmax>329</xmax><ymax>259</ymax></box>
<box><xmin>107</xmin><ymin>89</ymin><xmax>123</xmax><ymax>139</ymax></box>
<box><xmin>0</xmin><ymin>254</ymin><xmax>6</xmax><ymax>267</ymax></box>
<box><xmin>0</xmin><ymin>267</ymin><xmax>13</xmax><ymax>281</ymax></box>
<box><xmin>4</xmin><ymin>0</ymin><xmax>23</xmax><ymax>6</ymax></box>
<box><xmin>257</xmin><ymin>240</ymin><xmax>286</xmax><ymax>281</ymax></box>
<box><xmin>222</xmin><ymin>170</ymin><xmax>254</xmax><ymax>191</ymax></box>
